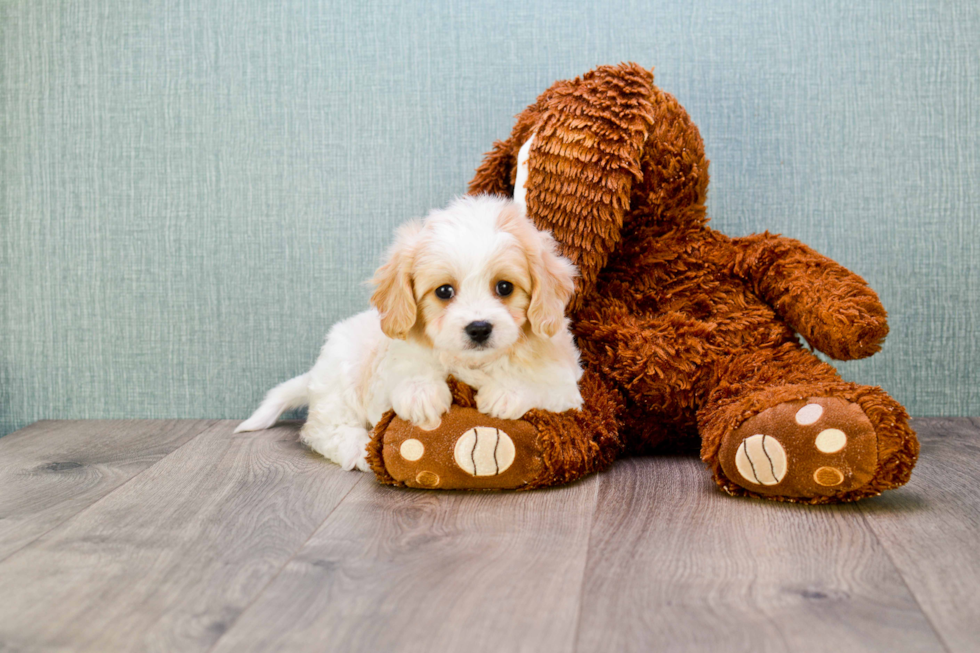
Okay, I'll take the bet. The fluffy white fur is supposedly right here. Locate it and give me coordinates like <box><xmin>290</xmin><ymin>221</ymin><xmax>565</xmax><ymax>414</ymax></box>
<box><xmin>236</xmin><ymin>195</ymin><xmax>584</xmax><ymax>471</ymax></box>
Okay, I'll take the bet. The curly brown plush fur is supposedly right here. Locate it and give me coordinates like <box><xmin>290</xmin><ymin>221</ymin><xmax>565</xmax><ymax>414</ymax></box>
<box><xmin>461</xmin><ymin>63</ymin><xmax>917</xmax><ymax>502</ymax></box>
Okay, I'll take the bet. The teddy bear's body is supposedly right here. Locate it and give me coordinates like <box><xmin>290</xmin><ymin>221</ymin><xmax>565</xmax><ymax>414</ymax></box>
<box><xmin>576</xmin><ymin>197</ymin><xmax>887</xmax><ymax>449</ymax></box>
<box><xmin>369</xmin><ymin>63</ymin><xmax>917</xmax><ymax>502</ymax></box>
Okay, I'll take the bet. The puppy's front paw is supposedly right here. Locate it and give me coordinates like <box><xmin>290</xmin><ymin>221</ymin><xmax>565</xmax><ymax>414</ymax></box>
<box><xmin>391</xmin><ymin>378</ymin><xmax>452</xmax><ymax>429</ymax></box>
<box><xmin>477</xmin><ymin>383</ymin><xmax>532</xmax><ymax>421</ymax></box>
<box><xmin>544</xmin><ymin>386</ymin><xmax>583</xmax><ymax>413</ymax></box>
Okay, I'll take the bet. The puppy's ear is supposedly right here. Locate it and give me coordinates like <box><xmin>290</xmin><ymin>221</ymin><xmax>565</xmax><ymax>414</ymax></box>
<box><xmin>371</xmin><ymin>221</ymin><xmax>421</xmax><ymax>339</ymax></box>
<box><xmin>527</xmin><ymin>229</ymin><xmax>577</xmax><ymax>338</ymax></box>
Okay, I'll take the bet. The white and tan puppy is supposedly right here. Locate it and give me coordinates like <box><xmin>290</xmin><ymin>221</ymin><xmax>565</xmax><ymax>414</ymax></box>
<box><xmin>236</xmin><ymin>195</ymin><xmax>583</xmax><ymax>471</ymax></box>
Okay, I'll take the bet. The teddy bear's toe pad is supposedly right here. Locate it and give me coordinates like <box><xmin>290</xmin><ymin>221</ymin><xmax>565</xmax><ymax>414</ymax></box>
<box><xmin>382</xmin><ymin>407</ymin><xmax>544</xmax><ymax>490</ymax></box>
<box><xmin>719</xmin><ymin>397</ymin><xmax>878</xmax><ymax>498</ymax></box>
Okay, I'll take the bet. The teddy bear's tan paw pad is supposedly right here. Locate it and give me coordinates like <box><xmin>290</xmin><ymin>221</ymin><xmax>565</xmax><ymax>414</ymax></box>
<box><xmin>454</xmin><ymin>427</ymin><xmax>516</xmax><ymax>476</ymax></box>
<box><xmin>720</xmin><ymin>397</ymin><xmax>878</xmax><ymax>498</ymax></box>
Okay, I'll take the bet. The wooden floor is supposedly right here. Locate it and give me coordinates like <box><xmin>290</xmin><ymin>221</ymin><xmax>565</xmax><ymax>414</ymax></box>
<box><xmin>0</xmin><ymin>419</ymin><xmax>977</xmax><ymax>652</ymax></box>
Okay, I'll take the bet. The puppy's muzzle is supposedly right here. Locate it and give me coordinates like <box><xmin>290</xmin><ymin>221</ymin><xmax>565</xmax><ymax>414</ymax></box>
<box><xmin>464</xmin><ymin>321</ymin><xmax>493</xmax><ymax>345</ymax></box>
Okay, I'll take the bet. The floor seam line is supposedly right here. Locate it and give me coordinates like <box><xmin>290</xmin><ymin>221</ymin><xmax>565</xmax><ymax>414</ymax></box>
<box><xmin>203</xmin><ymin>473</ymin><xmax>366</xmax><ymax>653</ymax></box>
<box><xmin>569</xmin><ymin>469</ymin><xmax>604</xmax><ymax>653</ymax></box>
<box><xmin>856</xmin><ymin>506</ymin><xmax>953</xmax><ymax>653</ymax></box>
<box><xmin>0</xmin><ymin>419</ymin><xmax>219</xmax><ymax>566</ymax></box>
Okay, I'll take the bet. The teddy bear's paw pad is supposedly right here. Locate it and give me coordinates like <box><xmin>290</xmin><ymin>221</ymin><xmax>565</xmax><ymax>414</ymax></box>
<box><xmin>719</xmin><ymin>397</ymin><xmax>878</xmax><ymax>498</ymax></box>
<box><xmin>733</xmin><ymin>434</ymin><xmax>787</xmax><ymax>486</ymax></box>
<box><xmin>454</xmin><ymin>427</ymin><xmax>516</xmax><ymax>476</ymax></box>
<box><xmin>381</xmin><ymin>407</ymin><xmax>543</xmax><ymax>490</ymax></box>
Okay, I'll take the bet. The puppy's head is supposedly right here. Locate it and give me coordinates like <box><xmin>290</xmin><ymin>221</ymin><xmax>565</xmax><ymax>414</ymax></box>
<box><xmin>370</xmin><ymin>195</ymin><xmax>576</xmax><ymax>359</ymax></box>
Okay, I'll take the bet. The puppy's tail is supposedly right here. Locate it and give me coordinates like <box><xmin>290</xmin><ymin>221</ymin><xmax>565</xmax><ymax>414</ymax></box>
<box><xmin>234</xmin><ymin>372</ymin><xmax>311</xmax><ymax>433</ymax></box>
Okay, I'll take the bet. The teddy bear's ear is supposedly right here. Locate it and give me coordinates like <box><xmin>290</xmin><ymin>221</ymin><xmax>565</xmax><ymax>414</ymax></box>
<box><xmin>470</xmin><ymin>63</ymin><xmax>656</xmax><ymax>310</ymax></box>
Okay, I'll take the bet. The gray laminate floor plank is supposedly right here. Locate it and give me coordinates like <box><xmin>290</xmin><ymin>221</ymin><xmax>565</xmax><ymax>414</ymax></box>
<box><xmin>2</xmin><ymin>418</ymin><xmax>973</xmax><ymax>653</ymax></box>
<box><xmin>858</xmin><ymin>417</ymin><xmax>980</xmax><ymax>653</ymax></box>
<box><xmin>0</xmin><ymin>419</ymin><xmax>214</xmax><ymax>561</ymax></box>
<box><xmin>574</xmin><ymin>455</ymin><xmax>945</xmax><ymax>653</ymax></box>
<box><xmin>208</xmin><ymin>474</ymin><xmax>600</xmax><ymax>653</ymax></box>
<box><xmin>0</xmin><ymin>421</ymin><xmax>360</xmax><ymax>653</ymax></box>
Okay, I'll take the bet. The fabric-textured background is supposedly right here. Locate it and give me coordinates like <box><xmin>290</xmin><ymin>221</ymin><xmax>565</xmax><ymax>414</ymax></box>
<box><xmin>2</xmin><ymin>0</ymin><xmax>978</xmax><ymax>437</ymax></box>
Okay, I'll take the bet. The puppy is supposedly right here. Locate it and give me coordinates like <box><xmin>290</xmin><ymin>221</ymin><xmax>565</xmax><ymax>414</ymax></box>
<box><xmin>235</xmin><ymin>195</ymin><xmax>583</xmax><ymax>471</ymax></box>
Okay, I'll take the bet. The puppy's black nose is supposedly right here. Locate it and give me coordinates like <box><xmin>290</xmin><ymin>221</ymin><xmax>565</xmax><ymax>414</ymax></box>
<box><xmin>465</xmin><ymin>321</ymin><xmax>493</xmax><ymax>344</ymax></box>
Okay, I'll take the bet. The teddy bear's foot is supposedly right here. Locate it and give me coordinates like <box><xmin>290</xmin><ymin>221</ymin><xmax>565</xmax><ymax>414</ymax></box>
<box><xmin>377</xmin><ymin>407</ymin><xmax>546</xmax><ymax>490</ymax></box>
<box><xmin>717</xmin><ymin>397</ymin><xmax>878</xmax><ymax>498</ymax></box>
<box><xmin>367</xmin><ymin>374</ymin><xmax>622</xmax><ymax>491</ymax></box>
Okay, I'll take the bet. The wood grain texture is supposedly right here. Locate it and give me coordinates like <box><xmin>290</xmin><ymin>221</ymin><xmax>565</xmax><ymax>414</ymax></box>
<box><xmin>0</xmin><ymin>421</ymin><xmax>360</xmax><ymax>653</ymax></box>
<box><xmin>858</xmin><ymin>418</ymin><xmax>980</xmax><ymax>653</ymax></box>
<box><xmin>209</xmin><ymin>475</ymin><xmax>600</xmax><ymax>653</ymax></box>
<box><xmin>575</xmin><ymin>456</ymin><xmax>945</xmax><ymax>653</ymax></box>
<box><xmin>0</xmin><ymin>419</ymin><xmax>212</xmax><ymax>561</ymax></box>
<box><xmin>2</xmin><ymin>418</ymin><xmax>977</xmax><ymax>653</ymax></box>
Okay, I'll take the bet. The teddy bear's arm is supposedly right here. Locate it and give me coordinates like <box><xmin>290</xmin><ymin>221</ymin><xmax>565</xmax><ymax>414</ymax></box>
<box><xmin>729</xmin><ymin>233</ymin><xmax>888</xmax><ymax>360</ymax></box>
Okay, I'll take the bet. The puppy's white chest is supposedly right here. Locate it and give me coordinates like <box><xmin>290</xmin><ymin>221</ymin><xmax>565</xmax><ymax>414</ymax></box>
<box><xmin>439</xmin><ymin>356</ymin><xmax>502</xmax><ymax>393</ymax></box>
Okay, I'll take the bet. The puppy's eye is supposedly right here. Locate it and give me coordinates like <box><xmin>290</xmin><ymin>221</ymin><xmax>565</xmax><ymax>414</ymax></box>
<box><xmin>495</xmin><ymin>281</ymin><xmax>514</xmax><ymax>297</ymax></box>
<box><xmin>435</xmin><ymin>284</ymin><xmax>455</xmax><ymax>300</ymax></box>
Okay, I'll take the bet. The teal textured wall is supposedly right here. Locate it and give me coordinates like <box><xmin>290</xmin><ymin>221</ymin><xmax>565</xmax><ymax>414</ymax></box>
<box><xmin>2</xmin><ymin>0</ymin><xmax>978</xmax><ymax>436</ymax></box>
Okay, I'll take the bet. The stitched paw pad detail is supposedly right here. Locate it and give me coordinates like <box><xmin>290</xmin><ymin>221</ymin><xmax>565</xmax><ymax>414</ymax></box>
<box><xmin>719</xmin><ymin>397</ymin><xmax>878</xmax><ymax>498</ymax></box>
<box><xmin>734</xmin><ymin>434</ymin><xmax>787</xmax><ymax>486</ymax></box>
<box><xmin>454</xmin><ymin>427</ymin><xmax>516</xmax><ymax>476</ymax></box>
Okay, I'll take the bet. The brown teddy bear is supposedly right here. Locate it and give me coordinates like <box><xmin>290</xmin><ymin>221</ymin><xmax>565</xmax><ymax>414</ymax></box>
<box><xmin>367</xmin><ymin>63</ymin><xmax>918</xmax><ymax>503</ymax></box>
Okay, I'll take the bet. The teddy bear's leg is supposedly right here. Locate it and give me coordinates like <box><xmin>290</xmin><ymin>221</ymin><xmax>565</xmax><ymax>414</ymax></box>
<box><xmin>367</xmin><ymin>371</ymin><xmax>624</xmax><ymax>490</ymax></box>
<box><xmin>697</xmin><ymin>343</ymin><xmax>918</xmax><ymax>503</ymax></box>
